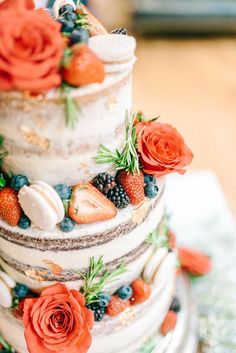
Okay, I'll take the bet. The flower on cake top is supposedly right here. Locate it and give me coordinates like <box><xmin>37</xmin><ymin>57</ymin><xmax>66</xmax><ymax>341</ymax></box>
<box><xmin>0</xmin><ymin>2</ymin><xmax>64</xmax><ymax>93</ymax></box>
<box><xmin>23</xmin><ymin>283</ymin><xmax>94</xmax><ymax>353</ymax></box>
<box><xmin>135</xmin><ymin>115</ymin><xmax>193</xmax><ymax>176</ymax></box>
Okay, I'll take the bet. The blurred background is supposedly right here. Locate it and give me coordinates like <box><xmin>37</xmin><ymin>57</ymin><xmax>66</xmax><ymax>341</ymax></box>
<box><xmin>45</xmin><ymin>0</ymin><xmax>236</xmax><ymax>217</ymax></box>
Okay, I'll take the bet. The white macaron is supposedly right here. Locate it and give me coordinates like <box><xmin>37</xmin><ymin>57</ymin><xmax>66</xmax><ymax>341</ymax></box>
<box><xmin>0</xmin><ymin>279</ymin><xmax>12</xmax><ymax>308</ymax></box>
<box><xmin>0</xmin><ymin>271</ymin><xmax>16</xmax><ymax>289</ymax></box>
<box><xmin>143</xmin><ymin>247</ymin><xmax>168</xmax><ymax>283</ymax></box>
<box><xmin>153</xmin><ymin>253</ymin><xmax>177</xmax><ymax>287</ymax></box>
<box><xmin>89</xmin><ymin>34</ymin><xmax>136</xmax><ymax>64</ymax></box>
<box><xmin>18</xmin><ymin>181</ymin><xmax>65</xmax><ymax>232</ymax></box>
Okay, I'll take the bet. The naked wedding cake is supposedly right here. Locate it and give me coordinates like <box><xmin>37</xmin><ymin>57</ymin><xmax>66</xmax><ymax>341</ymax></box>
<box><xmin>0</xmin><ymin>1</ymin><xmax>211</xmax><ymax>353</ymax></box>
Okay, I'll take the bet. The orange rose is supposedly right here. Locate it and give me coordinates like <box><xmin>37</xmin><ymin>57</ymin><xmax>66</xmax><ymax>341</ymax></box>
<box><xmin>178</xmin><ymin>248</ymin><xmax>212</xmax><ymax>276</ymax></box>
<box><xmin>0</xmin><ymin>0</ymin><xmax>34</xmax><ymax>10</ymax></box>
<box><xmin>23</xmin><ymin>283</ymin><xmax>94</xmax><ymax>353</ymax></box>
<box><xmin>136</xmin><ymin>121</ymin><xmax>193</xmax><ymax>176</ymax></box>
<box><xmin>0</xmin><ymin>6</ymin><xmax>64</xmax><ymax>93</ymax></box>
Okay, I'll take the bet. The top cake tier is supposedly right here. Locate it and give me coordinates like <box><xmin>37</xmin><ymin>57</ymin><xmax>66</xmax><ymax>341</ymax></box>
<box><xmin>0</xmin><ymin>43</ymin><xmax>136</xmax><ymax>186</ymax></box>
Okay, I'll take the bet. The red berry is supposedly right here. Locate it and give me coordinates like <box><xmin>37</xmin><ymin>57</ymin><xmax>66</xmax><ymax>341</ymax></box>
<box><xmin>130</xmin><ymin>279</ymin><xmax>151</xmax><ymax>305</ymax></box>
<box><xmin>0</xmin><ymin>187</ymin><xmax>22</xmax><ymax>226</ymax></box>
<box><xmin>116</xmin><ymin>170</ymin><xmax>145</xmax><ymax>205</ymax></box>
<box><xmin>161</xmin><ymin>310</ymin><xmax>177</xmax><ymax>336</ymax></box>
<box><xmin>106</xmin><ymin>296</ymin><xmax>130</xmax><ymax>317</ymax></box>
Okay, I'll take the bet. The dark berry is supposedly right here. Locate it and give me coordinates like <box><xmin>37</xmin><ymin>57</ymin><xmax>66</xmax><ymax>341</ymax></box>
<box><xmin>116</xmin><ymin>286</ymin><xmax>133</xmax><ymax>300</ymax></box>
<box><xmin>54</xmin><ymin>184</ymin><xmax>71</xmax><ymax>200</ymax></box>
<box><xmin>14</xmin><ymin>283</ymin><xmax>29</xmax><ymax>299</ymax></box>
<box><xmin>57</xmin><ymin>18</ymin><xmax>75</xmax><ymax>33</ymax></box>
<box><xmin>111</xmin><ymin>28</ymin><xmax>128</xmax><ymax>35</ymax></box>
<box><xmin>10</xmin><ymin>175</ymin><xmax>29</xmax><ymax>191</ymax></box>
<box><xmin>144</xmin><ymin>184</ymin><xmax>159</xmax><ymax>199</ymax></box>
<box><xmin>107</xmin><ymin>185</ymin><xmax>130</xmax><ymax>209</ymax></box>
<box><xmin>18</xmin><ymin>215</ymin><xmax>31</xmax><ymax>229</ymax></box>
<box><xmin>62</xmin><ymin>11</ymin><xmax>78</xmax><ymax>22</ymax></box>
<box><xmin>144</xmin><ymin>174</ymin><xmax>156</xmax><ymax>185</ymax></box>
<box><xmin>70</xmin><ymin>28</ymin><xmax>89</xmax><ymax>45</ymax></box>
<box><xmin>92</xmin><ymin>173</ymin><xmax>116</xmax><ymax>195</ymax></box>
<box><xmin>170</xmin><ymin>297</ymin><xmax>181</xmax><ymax>313</ymax></box>
<box><xmin>98</xmin><ymin>293</ymin><xmax>111</xmax><ymax>307</ymax></box>
<box><xmin>168</xmin><ymin>248</ymin><xmax>173</xmax><ymax>253</ymax></box>
<box><xmin>87</xmin><ymin>303</ymin><xmax>105</xmax><ymax>322</ymax></box>
<box><xmin>60</xmin><ymin>217</ymin><xmax>75</xmax><ymax>233</ymax></box>
<box><xmin>59</xmin><ymin>4</ymin><xmax>74</xmax><ymax>15</ymax></box>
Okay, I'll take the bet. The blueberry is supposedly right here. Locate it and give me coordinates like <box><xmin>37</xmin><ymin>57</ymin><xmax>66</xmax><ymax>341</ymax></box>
<box><xmin>10</xmin><ymin>175</ymin><xmax>29</xmax><ymax>191</ymax></box>
<box><xmin>144</xmin><ymin>184</ymin><xmax>159</xmax><ymax>199</ymax></box>
<box><xmin>60</xmin><ymin>217</ymin><xmax>75</xmax><ymax>233</ymax></box>
<box><xmin>144</xmin><ymin>174</ymin><xmax>156</xmax><ymax>185</ymax></box>
<box><xmin>98</xmin><ymin>293</ymin><xmax>111</xmax><ymax>307</ymax></box>
<box><xmin>14</xmin><ymin>283</ymin><xmax>29</xmax><ymax>299</ymax></box>
<box><xmin>70</xmin><ymin>28</ymin><xmax>89</xmax><ymax>45</ymax></box>
<box><xmin>18</xmin><ymin>215</ymin><xmax>31</xmax><ymax>229</ymax></box>
<box><xmin>170</xmin><ymin>297</ymin><xmax>181</xmax><ymax>313</ymax></box>
<box><xmin>62</xmin><ymin>11</ymin><xmax>77</xmax><ymax>22</ymax></box>
<box><xmin>54</xmin><ymin>184</ymin><xmax>71</xmax><ymax>200</ymax></box>
<box><xmin>59</xmin><ymin>4</ymin><xmax>75</xmax><ymax>15</ymax></box>
<box><xmin>116</xmin><ymin>286</ymin><xmax>133</xmax><ymax>300</ymax></box>
<box><xmin>57</xmin><ymin>18</ymin><xmax>75</xmax><ymax>33</ymax></box>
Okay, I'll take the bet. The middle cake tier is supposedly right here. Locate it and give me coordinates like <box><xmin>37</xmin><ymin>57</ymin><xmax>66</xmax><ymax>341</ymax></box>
<box><xmin>0</xmin><ymin>178</ymin><xmax>165</xmax><ymax>293</ymax></box>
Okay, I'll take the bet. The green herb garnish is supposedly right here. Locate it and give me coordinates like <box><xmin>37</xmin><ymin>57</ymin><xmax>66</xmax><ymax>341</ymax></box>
<box><xmin>60</xmin><ymin>84</ymin><xmax>80</xmax><ymax>129</ymax></box>
<box><xmin>80</xmin><ymin>256</ymin><xmax>127</xmax><ymax>305</ymax></box>
<box><xmin>0</xmin><ymin>135</ymin><xmax>8</xmax><ymax>168</ymax></box>
<box><xmin>95</xmin><ymin>112</ymin><xmax>140</xmax><ymax>174</ymax></box>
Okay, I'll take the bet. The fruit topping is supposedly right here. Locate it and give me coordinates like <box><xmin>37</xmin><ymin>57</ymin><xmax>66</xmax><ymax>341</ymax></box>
<box><xmin>170</xmin><ymin>297</ymin><xmax>181</xmax><ymax>313</ymax></box>
<box><xmin>60</xmin><ymin>216</ymin><xmax>75</xmax><ymax>232</ymax></box>
<box><xmin>116</xmin><ymin>285</ymin><xmax>133</xmax><ymax>300</ymax></box>
<box><xmin>70</xmin><ymin>28</ymin><xmax>89</xmax><ymax>45</ymax></box>
<box><xmin>144</xmin><ymin>174</ymin><xmax>156</xmax><ymax>185</ymax></box>
<box><xmin>62</xmin><ymin>44</ymin><xmax>105</xmax><ymax>87</ymax></box>
<box><xmin>178</xmin><ymin>248</ymin><xmax>212</xmax><ymax>276</ymax></box>
<box><xmin>54</xmin><ymin>184</ymin><xmax>72</xmax><ymax>200</ymax></box>
<box><xmin>87</xmin><ymin>302</ymin><xmax>105</xmax><ymax>322</ymax></box>
<box><xmin>107</xmin><ymin>185</ymin><xmax>130</xmax><ymax>209</ymax></box>
<box><xmin>111</xmin><ymin>28</ymin><xmax>128</xmax><ymax>35</ymax></box>
<box><xmin>10</xmin><ymin>175</ymin><xmax>29</xmax><ymax>191</ymax></box>
<box><xmin>77</xmin><ymin>4</ymin><xmax>108</xmax><ymax>36</ymax></box>
<box><xmin>14</xmin><ymin>283</ymin><xmax>29</xmax><ymax>299</ymax></box>
<box><xmin>144</xmin><ymin>184</ymin><xmax>159</xmax><ymax>199</ymax></box>
<box><xmin>59</xmin><ymin>4</ymin><xmax>75</xmax><ymax>15</ymax></box>
<box><xmin>92</xmin><ymin>173</ymin><xmax>116</xmax><ymax>195</ymax></box>
<box><xmin>106</xmin><ymin>296</ymin><xmax>130</xmax><ymax>317</ymax></box>
<box><xmin>68</xmin><ymin>183</ymin><xmax>117</xmax><ymax>224</ymax></box>
<box><xmin>98</xmin><ymin>292</ymin><xmax>111</xmax><ymax>307</ymax></box>
<box><xmin>161</xmin><ymin>310</ymin><xmax>177</xmax><ymax>336</ymax></box>
<box><xmin>130</xmin><ymin>279</ymin><xmax>152</xmax><ymax>305</ymax></box>
<box><xmin>0</xmin><ymin>187</ymin><xmax>22</xmax><ymax>226</ymax></box>
<box><xmin>116</xmin><ymin>170</ymin><xmax>145</xmax><ymax>205</ymax></box>
<box><xmin>18</xmin><ymin>214</ymin><xmax>31</xmax><ymax>229</ymax></box>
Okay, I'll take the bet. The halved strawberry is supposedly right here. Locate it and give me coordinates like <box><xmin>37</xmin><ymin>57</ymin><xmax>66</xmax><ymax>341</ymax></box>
<box><xmin>62</xmin><ymin>44</ymin><xmax>105</xmax><ymax>87</ymax></box>
<box><xmin>0</xmin><ymin>187</ymin><xmax>22</xmax><ymax>226</ymax></box>
<box><xmin>68</xmin><ymin>183</ymin><xmax>117</xmax><ymax>224</ymax></box>
<box><xmin>77</xmin><ymin>4</ymin><xmax>108</xmax><ymax>36</ymax></box>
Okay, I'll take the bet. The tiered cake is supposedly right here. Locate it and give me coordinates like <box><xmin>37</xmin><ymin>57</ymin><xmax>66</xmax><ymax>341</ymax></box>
<box><xmin>0</xmin><ymin>1</ymin><xmax>207</xmax><ymax>353</ymax></box>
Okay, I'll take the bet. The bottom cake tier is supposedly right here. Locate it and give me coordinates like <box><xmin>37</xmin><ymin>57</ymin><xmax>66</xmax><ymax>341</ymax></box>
<box><xmin>0</xmin><ymin>268</ymin><xmax>198</xmax><ymax>353</ymax></box>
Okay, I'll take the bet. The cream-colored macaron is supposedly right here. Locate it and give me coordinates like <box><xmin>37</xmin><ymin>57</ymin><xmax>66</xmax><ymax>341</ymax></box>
<box><xmin>89</xmin><ymin>34</ymin><xmax>136</xmax><ymax>64</ymax></box>
<box><xmin>143</xmin><ymin>247</ymin><xmax>168</xmax><ymax>283</ymax></box>
<box><xmin>18</xmin><ymin>181</ymin><xmax>65</xmax><ymax>232</ymax></box>
<box><xmin>0</xmin><ymin>271</ymin><xmax>16</xmax><ymax>289</ymax></box>
<box><xmin>153</xmin><ymin>253</ymin><xmax>177</xmax><ymax>287</ymax></box>
<box><xmin>0</xmin><ymin>279</ymin><xmax>12</xmax><ymax>308</ymax></box>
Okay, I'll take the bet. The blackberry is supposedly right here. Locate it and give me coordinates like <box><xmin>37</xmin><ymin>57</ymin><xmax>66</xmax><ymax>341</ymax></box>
<box><xmin>92</xmin><ymin>173</ymin><xmax>116</xmax><ymax>195</ymax></box>
<box><xmin>87</xmin><ymin>303</ymin><xmax>106</xmax><ymax>322</ymax></box>
<box><xmin>107</xmin><ymin>185</ymin><xmax>129</xmax><ymax>209</ymax></box>
<box><xmin>170</xmin><ymin>297</ymin><xmax>181</xmax><ymax>313</ymax></box>
<box><xmin>111</xmin><ymin>28</ymin><xmax>128</xmax><ymax>35</ymax></box>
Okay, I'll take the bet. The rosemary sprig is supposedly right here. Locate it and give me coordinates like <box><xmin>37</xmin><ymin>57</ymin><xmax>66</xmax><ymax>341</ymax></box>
<box><xmin>95</xmin><ymin>112</ymin><xmax>140</xmax><ymax>174</ymax></box>
<box><xmin>60</xmin><ymin>84</ymin><xmax>80</xmax><ymax>129</ymax></box>
<box><xmin>139</xmin><ymin>338</ymin><xmax>156</xmax><ymax>353</ymax></box>
<box><xmin>0</xmin><ymin>335</ymin><xmax>15</xmax><ymax>352</ymax></box>
<box><xmin>80</xmin><ymin>256</ymin><xmax>127</xmax><ymax>305</ymax></box>
<box><xmin>146</xmin><ymin>214</ymin><xmax>170</xmax><ymax>248</ymax></box>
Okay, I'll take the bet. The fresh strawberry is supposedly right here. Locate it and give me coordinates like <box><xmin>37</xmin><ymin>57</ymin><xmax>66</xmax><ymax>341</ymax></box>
<box><xmin>62</xmin><ymin>44</ymin><xmax>105</xmax><ymax>87</ymax></box>
<box><xmin>106</xmin><ymin>296</ymin><xmax>130</xmax><ymax>317</ymax></box>
<box><xmin>130</xmin><ymin>279</ymin><xmax>151</xmax><ymax>305</ymax></box>
<box><xmin>0</xmin><ymin>187</ymin><xmax>22</xmax><ymax>226</ymax></box>
<box><xmin>161</xmin><ymin>310</ymin><xmax>177</xmax><ymax>336</ymax></box>
<box><xmin>77</xmin><ymin>5</ymin><xmax>108</xmax><ymax>36</ymax></box>
<box><xmin>116</xmin><ymin>170</ymin><xmax>145</xmax><ymax>205</ymax></box>
<box><xmin>68</xmin><ymin>183</ymin><xmax>117</xmax><ymax>224</ymax></box>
